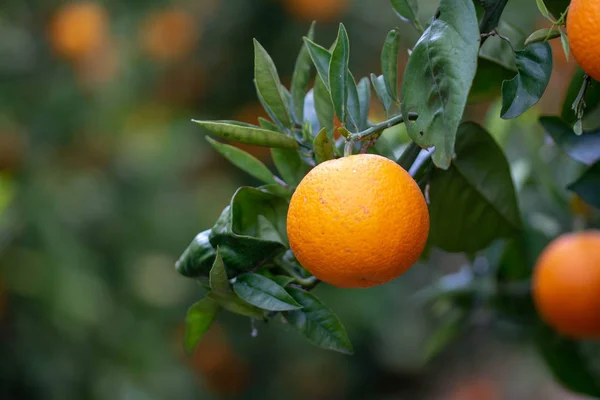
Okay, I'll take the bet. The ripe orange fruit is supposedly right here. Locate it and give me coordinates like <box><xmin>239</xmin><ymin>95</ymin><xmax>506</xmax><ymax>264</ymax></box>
<box><xmin>287</xmin><ymin>154</ymin><xmax>429</xmax><ymax>288</ymax></box>
<box><xmin>283</xmin><ymin>0</ymin><xmax>348</xmax><ymax>22</ymax></box>
<box><xmin>140</xmin><ymin>9</ymin><xmax>198</xmax><ymax>63</ymax></box>
<box><xmin>49</xmin><ymin>2</ymin><xmax>109</xmax><ymax>61</ymax></box>
<box><xmin>567</xmin><ymin>0</ymin><xmax>600</xmax><ymax>81</ymax></box>
<box><xmin>533</xmin><ymin>231</ymin><xmax>600</xmax><ymax>338</ymax></box>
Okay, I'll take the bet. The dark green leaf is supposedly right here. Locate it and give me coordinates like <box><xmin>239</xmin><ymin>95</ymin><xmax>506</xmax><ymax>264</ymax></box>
<box><xmin>346</xmin><ymin>73</ymin><xmax>361</xmax><ymax>132</ymax></box>
<box><xmin>329</xmin><ymin>24</ymin><xmax>350</xmax><ymax>125</ymax></box>
<box><xmin>208</xmin><ymin>292</ymin><xmax>265</xmax><ymax>319</ymax></box>
<box><xmin>371</xmin><ymin>74</ymin><xmax>392</xmax><ymax>114</ymax></box>
<box><xmin>400</xmin><ymin>0</ymin><xmax>480</xmax><ymax>169</ymax></box>
<box><xmin>314</xmin><ymin>75</ymin><xmax>335</xmax><ymax>133</ymax></box>
<box><xmin>209</xmin><ymin>247</ymin><xmax>230</xmax><ymax>295</ymax></box>
<box><xmin>209</xmin><ymin>187</ymin><xmax>288</xmax><ymax>275</ymax></box>
<box><xmin>382</xmin><ymin>29</ymin><xmax>400</xmax><ymax>101</ymax></box>
<box><xmin>233</xmin><ymin>273</ymin><xmax>302</xmax><ymax>311</ymax></box>
<box><xmin>423</xmin><ymin>308</ymin><xmax>468</xmax><ymax>361</ymax></box>
<box><xmin>303</xmin><ymin>38</ymin><xmax>331</xmax><ymax>89</ymax></box>
<box><xmin>254</xmin><ymin>79</ymin><xmax>284</xmax><ymax>127</ymax></box>
<box><xmin>184</xmin><ymin>297</ymin><xmax>220</xmax><ymax>353</ymax></box>
<box><xmin>568</xmin><ymin>161</ymin><xmax>600</xmax><ymax>209</ymax></box>
<box><xmin>562</xmin><ymin>68</ymin><xmax>600</xmax><ymax>124</ymax></box>
<box><xmin>539</xmin><ymin>116</ymin><xmax>600</xmax><ymax>166</ymax></box>
<box><xmin>291</xmin><ymin>23</ymin><xmax>316</xmax><ymax>125</ymax></box>
<box><xmin>357</xmin><ymin>77</ymin><xmax>371</xmax><ymax>130</ymax></box>
<box><xmin>536</xmin><ymin>324</ymin><xmax>600</xmax><ymax>398</ymax></box>
<box><xmin>284</xmin><ymin>287</ymin><xmax>354</xmax><ymax>354</ymax></box>
<box><xmin>193</xmin><ymin>120</ymin><xmax>298</xmax><ymax>149</ymax></box>
<box><xmin>429</xmin><ymin>122</ymin><xmax>522</xmax><ymax>253</ymax></box>
<box><xmin>176</xmin><ymin>230</ymin><xmax>217</xmax><ymax>278</ymax></box>
<box><xmin>206</xmin><ymin>137</ymin><xmax>276</xmax><ymax>184</ymax></box>
<box><xmin>390</xmin><ymin>0</ymin><xmax>419</xmax><ymax>23</ymax></box>
<box><xmin>313</xmin><ymin>128</ymin><xmax>335</xmax><ymax>164</ymax></box>
<box><xmin>254</xmin><ymin>40</ymin><xmax>292</xmax><ymax>127</ymax></box>
<box><xmin>525</xmin><ymin>28</ymin><xmax>561</xmax><ymax>46</ymax></box>
<box><xmin>271</xmin><ymin>149</ymin><xmax>311</xmax><ymax>187</ymax></box>
<box><xmin>468</xmin><ymin>58</ymin><xmax>515</xmax><ymax>104</ymax></box>
<box><xmin>501</xmin><ymin>42</ymin><xmax>553</xmax><ymax>119</ymax></box>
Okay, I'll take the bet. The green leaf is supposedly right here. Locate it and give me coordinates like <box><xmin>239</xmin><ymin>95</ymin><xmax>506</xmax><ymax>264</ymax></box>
<box><xmin>357</xmin><ymin>77</ymin><xmax>371</xmax><ymax>130</ymax></box>
<box><xmin>303</xmin><ymin>38</ymin><xmax>331</xmax><ymax>89</ymax></box>
<box><xmin>209</xmin><ymin>187</ymin><xmax>288</xmax><ymax>275</ymax></box>
<box><xmin>254</xmin><ymin>39</ymin><xmax>292</xmax><ymax>128</ymax></box>
<box><xmin>544</xmin><ymin>0</ymin><xmax>570</xmax><ymax>19</ymax></box>
<box><xmin>284</xmin><ymin>287</ymin><xmax>354</xmax><ymax>354</ymax></box>
<box><xmin>329</xmin><ymin>24</ymin><xmax>350</xmax><ymax>126</ymax></box>
<box><xmin>536</xmin><ymin>0</ymin><xmax>550</xmax><ymax>18</ymax></box>
<box><xmin>209</xmin><ymin>247</ymin><xmax>230</xmax><ymax>295</ymax></box>
<box><xmin>371</xmin><ymin>74</ymin><xmax>392</xmax><ymax>114</ymax></box>
<box><xmin>501</xmin><ymin>42</ymin><xmax>553</xmax><ymax>119</ymax></box>
<box><xmin>208</xmin><ymin>292</ymin><xmax>265</xmax><ymax>319</ymax></box>
<box><xmin>313</xmin><ymin>128</ymin><xmax>335</xmax><ymax>164</ymax></box>
<box><xmin>206</xmin><ymin>137</ymin><xmax>276</xmax><ymax>184</ymax></box>
<box><xmin>272</xmin><ymin>275</ymin><xmax>295</xmax><ymax>287</ymax></box>
<box><xmin>258</xmin><ymin>117</ymin><xmax>281</xmax><ymax>132</ymax></box>
<box><xmin>400</xmin><ymin>0</ymin><xmax>480</xmax><ymax>169</ymax></box>
<box><xmin>539</xmin><ymin>116</ymin><xmax>600</xmax><ymax>166</ymax></box>
<box><xmin>346</xmin><ymin>73</ymin><xmax>361</xmax><ymax>132</ymax></box>
<box><xmin>176</xmin><ymin>230</ymin><xmax>217</xmax><ymax>278</ymax></box>
<box><xmin>233</xmin><ymin>273</ymin><xmax>302</xmax><ymax>311</ymax></box>
<box><xmin>562</xmin><ymin>68</ymin><xmax>600</xmax><ymax>124</ymax></box>
<box><xmin>271</xmin><ymin>149</ymin><xmax>310</xmax><ymax>187</ymax></box>
<box><xmin>381</xmin><ymin>29</ymin><xmax>400</xmax><ymax>101</ymax></box>
<box><xmin>468</xmin><ymin>58</ymin><xmax>515</xmax><ymax>104</ymax></box>
<box><xmin>193</xmin><ymin>120</ymin><xmax>298</xmax><ymax>149</ymax></box>
<box><xmin>184</xmin><ymin>297</ymin><xmax>220</xmax><ymax>353</ymax></box>
<box><xmin>291</xmin><ymin>22</ymin><xmax>316</xmax><ymax>125</ymax></box>
<box><xmin>314</xmin><ymin>75</ymin><xmax>335</xmax><ymax>134</ymax></box>
<box><xmin>390</xmin><ymin>0</ymin><xmax>419</xmax><ymax>23</ymax></box>
<box><xmin>429</xmin><ymin>122</ymin><xmax>522</xmax><ymax>253</ymax></box>
<box><xmin>536</xmin><ymin>324</ymin><xmax>600</xmax><ymax>398</ymax></box>
<box><xmin>568</xmin><ymin>161</ymin><xmax>600</xmax><ymax>209</ymax></box>
<box><xmin>524</xmin><ymin>28</ymin><xmax>561</xmax><ymax>46</ymax></box>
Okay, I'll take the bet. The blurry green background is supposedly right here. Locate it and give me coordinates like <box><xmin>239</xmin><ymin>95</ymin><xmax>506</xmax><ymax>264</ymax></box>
<box><xmin>0</xmin><ymin>0</ymin><xmax>594</xmax><ymax>399</ymax></box>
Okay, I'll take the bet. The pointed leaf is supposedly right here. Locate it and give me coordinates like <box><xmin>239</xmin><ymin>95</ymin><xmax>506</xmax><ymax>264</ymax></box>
<box><xmin>371</xmin><ymin>74</ymin><xmax>392</xmax><ymax>114</ymax></box>
<box><xmin>568</xmin><ymin>161</ymin><xmax>600</xmax><ymax>209</ymax></box>
<box><xmin>193</xmin><ymin>120</ymin><xmax>298</xmax><ymax>149</ymax></box>
<box><xmin>562</xmin><ymin>68</ymin><xmax>600</xmax><ymax>124</ymax></box>
<box><xmin>400</xmin><ymin>0</ymin><xmax>480</xmax><ymax>169</ymax></box>
<box><xmin>254</xmin><ymin>80</ymin><xmax>284</xmax><ymax>127</ymax></box>
<box><xmin>208</xmin><ymin>292</ymin><xmax>265</xmax><ymax>318</ymax></box>
<box><xmin>390</xmin><ymin>0</ymin><xmax>419</xmax><ymax>23</ymax></box>
<box><xmin>283</xmin><ymin>287</ymin><xmax>354</xmax><ymax>354</ymax></box>
<box><xmin>209</xmin><ymin>247</ymin><xmax>230</xmax><ymax>295</ymax></box>
<box><xmin>524</xmin><ymin>28</ymin><xmax>560</xmax><ymax>46</ymax></box>
<box><xmin>346</xmin><ymin>72</ymin><xmax>361</xmax><ymax>132</ymax></box>
<box><xmin>313</xmin><ymin>128</ymin><xmax>335</xmax><ymax>164</ymax></box>
<box><xmin>254</xmin><ymin>40</ymin><xmax>292</xmax><ymax>127</ymax></box>
<box><xmin>539</xmin><ymin>116</ymin><xmax>600</xmax><ymax>166</ymax></box>
<box><xmin>429</xmin><ymin>123</ymin><xmax>522</xmax><ymax>253</ymax></box>
<box><xmin>329</xmin><ymin>24</ymin><xmax>350</xmax><ymax>125</ymax></box>
<box><xmin>184</xmin><ymin>297</ymin><xmax>219</xmax><ymax>353</ymax></box>
<box><xmin>258</xmin><ymin>117</ymin><xmax>281</xmax><ymax>132</ymax></box>
<box><xmin>271</xmin><ymin>149</ymin><xmax>311</xmax><ymax>187</ymax></box>
<box><xmin>206</xmin><ymin>137</ymin><xmax>276</xmax><ymax>184</ymax></box>
<box><xmin>357</xmin><ymin>77</ymin><xmax>371</xmax><ymax>130</ymax></box>
<box><xmin>273</xmin><ymin>275</ymin><xmax>295</xmax><ymax>287</ymax></box>
<box><xmin>501</xmin><ymin>42</ymin><xmax>553</xmax><ymax>119</ymax></box>
<box><xmin>303</xmin><ymin>38</ymin><xmax>331</xmax><ymax>89</ymax></box>
<box><xmin>536</xmin><ymin>0</ymin><xmax>550</xmax><ymax>18</ymax></box>
<box><xmin>233</xmin><ymin>273</ymin><xmax>302</xmax><ymax>311</ymax></box>
<box><xmin>382</xmin><ymin>29</ymin><xmax>400</xmax><ymax>101</ymax></box>
<box><xmin>544</xmin><ymin>0</ymin><xmax>570</xmax><ymax>18</ymax></box>
<box><xmin>314</xmin><ymin>75</ymin><xmax>335</xmax><ymax>133</ymax></box>
<box><xmin>291</xmin><ymin>22</ymin><xmax>316</xmax><ymax>125</ymax></box>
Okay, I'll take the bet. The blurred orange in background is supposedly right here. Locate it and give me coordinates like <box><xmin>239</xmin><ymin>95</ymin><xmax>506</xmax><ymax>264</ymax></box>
<box><xmin>447</xmin><ymin>377</ymin><xmax>501</xmax><ymax>400</ymax></box>
<box><xmin>140</xmin><ymin>8</ymin><xmax>199</xmax><ymax>63</ymax></box>
<box><xmin>49</xmin><ymin>2</ymin><xmax>109</xmax><ymax>62</ymax></box>
<box><xmin>282</xmin><ymin>0</ymin><xmax>349</xmax><ymax>22</ymax></box>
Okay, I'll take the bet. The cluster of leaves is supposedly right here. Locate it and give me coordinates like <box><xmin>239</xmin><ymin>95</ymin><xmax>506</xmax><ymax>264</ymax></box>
<box><xmin>178</xmin><ymin>0</ymin><xmax>600</xmax><ymax>397</ymax></box>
